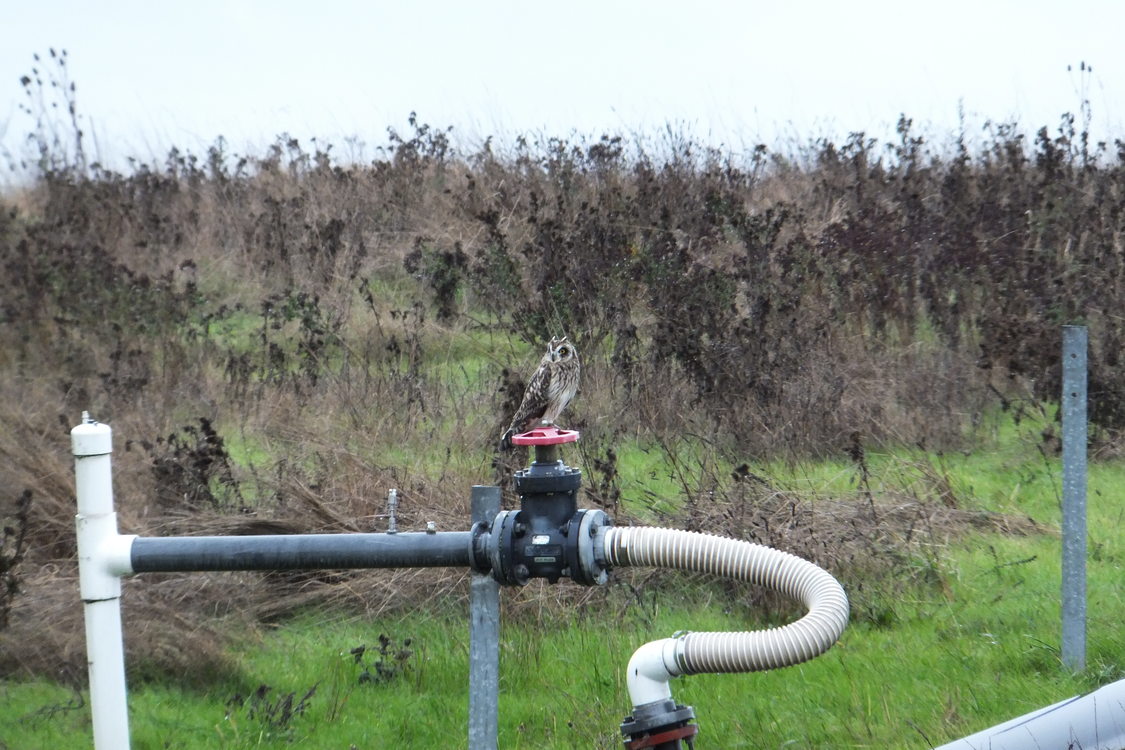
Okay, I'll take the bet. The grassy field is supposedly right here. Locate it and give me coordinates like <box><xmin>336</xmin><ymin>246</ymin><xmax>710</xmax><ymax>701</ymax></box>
<box><xmin>4</xmin><ymin>66</ymin><xmax>1125</xmax><ymax>748</ymax></box>
<box><xmin>3</xmin><ymin>408</ymin><xmax>1122</xmax><ymax>749</ymax></box>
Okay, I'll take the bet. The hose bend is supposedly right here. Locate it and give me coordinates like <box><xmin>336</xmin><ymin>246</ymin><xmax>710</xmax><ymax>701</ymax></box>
<box><xmin>604</xmin><ymin>526</ymin><xmax>849</xmax><ymax>707</ymax></box>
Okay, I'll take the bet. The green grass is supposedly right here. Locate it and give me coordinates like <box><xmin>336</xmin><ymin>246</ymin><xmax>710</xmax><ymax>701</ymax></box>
<box><xmin>2</xmin><ymin>553</ymin><xmax>1112</xmax><ymax>750</ymax></box>
<box><xmin>613</xmin><ymin>439</ymin><xmax>705</xmax><ymax>517</ymax></box>
<box><xmin>6</xmin><ymin>408</ymin><xmax>1125</xmax><ymax>748</ymax></box>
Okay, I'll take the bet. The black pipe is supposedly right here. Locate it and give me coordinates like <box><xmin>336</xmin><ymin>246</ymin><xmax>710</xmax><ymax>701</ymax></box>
<box><xmin>131</xmin><ymin>531</ymin><xmax>474</xmax><ymax>573</ymax></box>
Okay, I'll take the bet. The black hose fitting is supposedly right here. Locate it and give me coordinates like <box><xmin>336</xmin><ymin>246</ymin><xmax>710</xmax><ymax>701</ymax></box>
<box><xmin>620</xmin><ymin>699</ymin><xmax>698</xmax><ymax>749</ymax></box>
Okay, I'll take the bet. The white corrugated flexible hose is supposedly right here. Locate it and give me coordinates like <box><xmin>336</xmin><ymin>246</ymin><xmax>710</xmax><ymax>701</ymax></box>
<box><xmin>602</xmin><ymin>526</ymin><xmax>850</xmax><ymax>707</ymax></box>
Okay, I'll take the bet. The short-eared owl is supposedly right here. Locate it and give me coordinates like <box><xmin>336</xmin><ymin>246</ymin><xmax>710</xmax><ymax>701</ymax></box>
<box><xmin>500</xmin><ymin>336</ymin><xmax>580</xmax><ymax>449</ymax></box>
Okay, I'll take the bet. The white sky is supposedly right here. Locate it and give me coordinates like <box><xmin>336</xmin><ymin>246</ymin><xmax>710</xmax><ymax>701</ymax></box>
<box><xmin>1</xmin><ymin>0</ymin><xmax>1122</xmax><ymax>173</ymax></box>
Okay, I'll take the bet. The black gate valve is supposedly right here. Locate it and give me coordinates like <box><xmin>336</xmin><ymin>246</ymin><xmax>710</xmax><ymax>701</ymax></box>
<box><xmin>486</xmin><ymin>427</ymin><xmax>610</xmax><ymax>586</ymax></box>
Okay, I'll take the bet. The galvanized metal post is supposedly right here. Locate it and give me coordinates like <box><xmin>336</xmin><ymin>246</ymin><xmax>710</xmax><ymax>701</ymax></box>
<box><xmin>469</xmin><ymin>485</ymin><xmax>500</xmax><ymax>749</ymax></box>
<box><xmin>1061</xmin><ymin>325</ymin><xmax>1087</xmax><ymax>672</ymax></box>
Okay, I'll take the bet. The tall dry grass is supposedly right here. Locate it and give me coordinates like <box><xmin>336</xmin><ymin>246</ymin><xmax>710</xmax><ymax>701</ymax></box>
<box><xmin>2</xmin><ymin>57</ymin><xmax>1122</xmax><ymax>682</ymax></box>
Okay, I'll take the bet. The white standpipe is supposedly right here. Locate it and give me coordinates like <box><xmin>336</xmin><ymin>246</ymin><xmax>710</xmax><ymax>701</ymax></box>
<box><xmin>73</xmin><ymin>412</ymin><xmax>135</xmax><ymax>750</ymax></box>
<box><xmin>603</xmin><ymin>526</ymin><xmax>849</xmax><ymax>708</ymax></box>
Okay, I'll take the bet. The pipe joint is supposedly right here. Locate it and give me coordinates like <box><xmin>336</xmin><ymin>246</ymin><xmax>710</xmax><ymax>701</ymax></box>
<box><xmin>470</xmin><ymin>520</ymin><xmax>493</xmax><ymax>573</ymax></box>
<box><xmin>76</xmin><ymin>512</ymin><xmax>128</xmax><ymax>601</ymax></box>
<box><xmin>487</xmin><ymin>443</ymin><xmax>613</xmax><ymax>586</ymax></box>
<box><xmin>620</xmin><ymin>697</ymin><xmax>698</xmax><ymax>750</ymax></box>
<box><xmin>486</xmin><ymin>507</ymin><xmax>612</xmax><ymax>587</ymax></box>
<box><xmin>625</xmin><ymin>638</ymin><xmax>682</xmax><ymax>705</ymax></box>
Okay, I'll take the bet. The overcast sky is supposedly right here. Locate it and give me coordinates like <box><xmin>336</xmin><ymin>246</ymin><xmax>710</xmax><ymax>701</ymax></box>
<box><xmin>1</xmin><ymin>0</ymin><xmax>1121</xmax><ymax>174</ymax></box>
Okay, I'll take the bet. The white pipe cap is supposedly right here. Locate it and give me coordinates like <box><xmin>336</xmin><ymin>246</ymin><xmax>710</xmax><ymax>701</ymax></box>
<box><xmin>72</xmin><ymin>412</ymin><xmax>113</xmax><ymax>456</ymax></box>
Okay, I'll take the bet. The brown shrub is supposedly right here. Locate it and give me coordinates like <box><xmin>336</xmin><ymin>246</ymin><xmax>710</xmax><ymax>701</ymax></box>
<box><xmin>1</xmin><ymin>101</ymin><xmax>1114</xmax><ymax>681</ymax></box>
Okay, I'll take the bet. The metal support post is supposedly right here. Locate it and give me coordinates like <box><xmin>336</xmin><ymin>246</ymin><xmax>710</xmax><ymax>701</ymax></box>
<box><xmin>469</xmin><ymin>485</ymin><xmax>501</xmax><ymax>750</ymax></box>
<box><xmin>1061</xmin><ymin>325</ymin><xmax>1087</xmax><ymax>672</ymax></box>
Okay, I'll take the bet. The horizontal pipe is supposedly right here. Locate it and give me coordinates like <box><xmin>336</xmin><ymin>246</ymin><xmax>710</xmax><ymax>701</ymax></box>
<box><xmin>131</xmin><ymin>531</ymin><xmax>474</xmax><ymax>573</ymax></box>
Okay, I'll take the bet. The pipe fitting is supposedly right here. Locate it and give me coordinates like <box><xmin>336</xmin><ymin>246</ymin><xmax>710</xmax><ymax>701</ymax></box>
<box><xmin>605</xmin><ymin>526</ymin><xmax>849</xmax><ymax>708</ymax></box>
<box><xmin>486</xmin><ymin>433</ymin><xmax>613</xmax><ymax>586</ymax></box>
<box><xmin>486</xmin><ymin>507</ymin><xmax>612</xmax><ymax>586</ymax></box>
<box><xmin>572</xmin><ymin>509</ymin><xmax>610</xmax><ymax>585</ymax></box>
<box><xmin>620</xmin><ymin>697</ymin><xmax>697</xmax><ymax>750</ymax></box>
<box><xmin>625</xmin><ymin>638</ymin><xmax>681</xmax><ymax>706</ymax></box>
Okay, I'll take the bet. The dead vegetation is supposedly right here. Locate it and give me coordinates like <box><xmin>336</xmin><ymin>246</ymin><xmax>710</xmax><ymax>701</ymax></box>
<box><xmin>1</xmin><ymin>54</ymin><xmax>1118</xmax><ymax>684</ymax></box>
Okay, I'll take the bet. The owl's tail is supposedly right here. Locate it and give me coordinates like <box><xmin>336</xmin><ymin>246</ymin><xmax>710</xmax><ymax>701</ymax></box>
<box><xmin>499</xmin><ymin>428</ymin><xmax>515</xmax><ymax>451</ymax></box>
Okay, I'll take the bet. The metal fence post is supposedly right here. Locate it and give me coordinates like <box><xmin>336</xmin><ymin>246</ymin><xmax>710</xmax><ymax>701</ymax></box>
<box><xmin>1061</xmin><ymin>325</ymin><xmax>1087</xmax><ymax>672</ymax></box>
<box><xmin>469</xmin><ymin>486</ymin><xmax>501</xmax><ymax>749</ymax></box>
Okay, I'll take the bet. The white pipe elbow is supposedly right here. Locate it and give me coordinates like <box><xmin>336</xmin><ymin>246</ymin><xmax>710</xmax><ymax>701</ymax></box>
<box><xmin>626</xmin><ymin>638</ymin><xmax>683</xmax><ymax>706</ymax></box>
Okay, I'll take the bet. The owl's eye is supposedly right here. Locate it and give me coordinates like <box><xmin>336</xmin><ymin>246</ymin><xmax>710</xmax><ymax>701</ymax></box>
<box><xmin>558</xmin><ymin>347</ymin><xmax>569</xmax><ymax>357</ymax></box>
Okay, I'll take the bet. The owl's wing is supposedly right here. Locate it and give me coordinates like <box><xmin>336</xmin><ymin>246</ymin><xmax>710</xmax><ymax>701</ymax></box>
<box><xmin>500</xmin><ymin>360</ymin><xmax>553</xmax><ymax>449</ymax></box>
<box><xmin>511</xmin><ymin>361</ymin><xmax>552</xmax><ymax>429</ymax></box>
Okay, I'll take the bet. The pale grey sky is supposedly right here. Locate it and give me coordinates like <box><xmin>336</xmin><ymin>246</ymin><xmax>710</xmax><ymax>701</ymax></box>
<box><xmin>1</xmin><ymin>0</ymin><xmax>1121</xmax><ymax>173</ymax></box>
